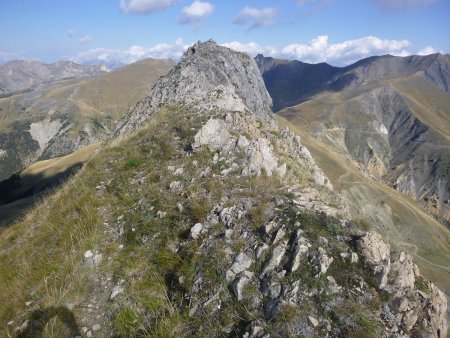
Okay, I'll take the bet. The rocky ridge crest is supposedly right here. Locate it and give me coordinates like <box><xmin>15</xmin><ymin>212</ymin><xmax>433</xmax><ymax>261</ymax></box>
<box><xmin>109</xmin><ymin>41</ymin><xmax>447</xmax><ymax>337</ymax></box>
<box><xmin>116</xmin><ymin>40</ymin><xmax>273</xmax><ymax>135</ymax></box>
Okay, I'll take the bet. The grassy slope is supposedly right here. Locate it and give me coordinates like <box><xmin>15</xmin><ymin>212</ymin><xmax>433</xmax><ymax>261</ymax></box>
<box><xmin>0</xmin><ymin>143</ymin><xmax>100</xmax><ymax>227</ymax></box>
<box><xmin>0</xmin><ymin>58</ymin><xmax>174</xmax><ymax>133</ymax></box>
<box><xmin>0</xmin><ymin>105</ymin><xmax>382</xmax><ymax>337</ymax></box>
<box><xmin>391</xmin><ymin>75</ymin><xmax>450</xmax><ymax>142</ymax></box>
<box><xmin>276</xmin><ymin>115</ymin><xmax>450</xmax><ymax>296</ymax></box>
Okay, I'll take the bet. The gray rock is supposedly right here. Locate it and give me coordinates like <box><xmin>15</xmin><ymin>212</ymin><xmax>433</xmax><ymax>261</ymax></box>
<box><xmin>237</xmin><ymin>135</ymin><xmax>250</xmax><ymax>149</ymax></box>
<box><xmin>256</xmin><ymin>243</ymin><xmax>269</xmax><ymax>258</ymax></box>
<box><xmin>290</xmin><ymin>231</ymin><xmax>311</xmax><ymax>272</ymax></box>
<box><xmin>242</xmin><ymin>138</ymin><xmax>278</xmax><ymax>176</ymax></box>
<box><xmin>193</xmin><ymin>119</ymin><xmax>232</xmax><ymax>152</ymax></box>
<box><xmin>311</xmin><ymin>247</ymin><xmax>333</xmax><ymax>276</ymax></box>
<box><xmin>401</xmin><ymin>309</ymin><xmax>418</xmax><ymax>331</ymax></box>
<box><xmin>110</xmin><ymin>286</ymin><xmax>124</xmax><ymax>300</ymax></box>
<box><xmin>157</xmin><ymin>211</ymin><xmax>167</xmax><ymax>218</ymax></box>
<box><xmin>169</xmin><ymin>180</ymin><xmax>183</xmax><ymax>191</ymax></box>
<box><xmin>326</xmin><ymin>276</ymin><xmax>342</xmax><ymax>294</ymax></box>
<box><xmin>226</xmin><ymin>252</ymin><xmax>253</xmax><ymax>281</ymax></box>
<box><xmin>385</xmin><ymin>251</ymin><xmax>415</xmax><ymax>293</ymax></box>
<box><xmin>357</xmin><ymin>231</ymin><xmax>391</xmax><ymax>289</ymax></box>
<box><xmin>262</xmin><ymin>241</ymin><xmax>287</xmax><ymax>276</ymax></box>
<box><xmin>308</xmin><ymin>316</ymin><xmax>319</xmax><ymax>327</ymax></box>
<box><xmin>351</xmin><ymin>252</ymin><xmax>359</xmax><ymax>263</ymax></box>
<box><xmin>231</xmin><ymin>271</ymin><xmax>253</xmax><ymax>300</ymax></box>
<box><xmin>190</xmin><ymin>223</ymin><xmax>203</xmax><ymax>239</ymax></box>
<box><xmin>272</xmin><ymin>227</ymin><xmax>286</xmax><ymax>245</ymax></box>
<box><xmin>93</xmin><ymin>254</ymin><xmax>103</xmax><ymax>266</ymax></box>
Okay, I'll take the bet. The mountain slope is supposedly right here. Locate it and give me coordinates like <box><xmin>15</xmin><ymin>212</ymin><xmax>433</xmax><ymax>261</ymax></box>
<box><xmin>0</xmin><ymin>60</ymin><xmax>107</xmax><ymax>95</ymax></box>
<box><xmin>0</xmin><ymin>41</ymin><xmax>446</xmax><ymax>338</ymax></box>
<box><xmin>257</xmin><ymin>53</ymin><xmax>450</xmax><ymax>113</ymax></box>
<box><xmin>258</xmin><ymin>53</ymin><xmax>450</xmax><ymax>226</ymax></box>
<box><xmin>0</xmin><ymin>58</ymin><xmax>174</xmax><ymax>181</ymax></box>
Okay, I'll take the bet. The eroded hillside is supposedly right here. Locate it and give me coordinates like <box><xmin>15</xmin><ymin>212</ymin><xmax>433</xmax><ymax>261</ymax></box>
<box><xmin>258</xmin><ymin>54</ymin><xmax>450</xmax><ymax>227</ymax></box>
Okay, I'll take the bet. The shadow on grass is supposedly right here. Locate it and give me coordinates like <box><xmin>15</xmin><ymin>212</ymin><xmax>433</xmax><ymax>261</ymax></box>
<box><xmin>16</xmin><ymin>306</ymin><xmax>81</xmax><ymax>338</ymax></box>
<box><xmin>0</xmin><ymin>162</ymin><xmax>83</xmax><ymax>227</ymax></box>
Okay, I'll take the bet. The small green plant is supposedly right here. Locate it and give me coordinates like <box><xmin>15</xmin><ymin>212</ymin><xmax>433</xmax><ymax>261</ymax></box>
<box><xmin>124</xmin><ymin>158</ymin><xmax>142</xmax><ymax>169</ymax></box>
<box><xmin>114</xmin><ymin>307</ymin><xmax>143</xmax><ymax>336</ymax></box>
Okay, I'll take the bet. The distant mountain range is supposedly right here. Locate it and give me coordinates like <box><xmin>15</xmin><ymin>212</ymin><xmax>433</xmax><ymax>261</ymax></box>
<box><xmin>256</xmin><ymin>53</ymin><xmax>450</xmax><ymax>112</ymax></box>
<box><xmin>0</xmin><ymin>60</ymin><xmax>110</xmax><ymax>95</ymax></box>
<box><xmin>256</xmin><ymin>53</ymin><xmax>450</xmax><ymax>226</ymax></box>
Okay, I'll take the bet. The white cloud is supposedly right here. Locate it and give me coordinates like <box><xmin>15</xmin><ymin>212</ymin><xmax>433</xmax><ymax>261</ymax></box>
<box><xmin>120</xmin><ymin>0</ymin><xmax>179</xmax><ymax>14</ymax></box>
<box><xmin>222</xmin><ymin>41</ymin><xmax>279</xmax><ymax>57</ymax></box>
<box><xmin>369</xmin><ymin>0</ymin><xmax>439</xmax><ymax>11</ymax></box>
<box><xmin>234</xmin><ymin>6</ymin><xmax>278</xmax><ymax>29</ymax></box>
<box><xmin>68</xmin><ymin>29</ymin><xmax>76</xmax><ymax>39</ymax></box>
<box><xmin>280</xmin><ymin>35</ymin><xmax>411</xmax><ymax>64</ymax></box>
<box><xmin>72</xmin><ymin>38</ymin><xmax>189</xmax><ymax>67</ymax></box>
<box><xmin>78</xmin><ymin>36</ymin><xmax>93</xmax><ymax>44</ymax></box>
<box><xmin>226</xmin><ymin>36</ymin><xmax>412</xmax><ymax>66</ymax></box>
<box><xmin>179</xmin><ymin>1</ymin><xmax>214</xmax><ymax>24</ymax></box>
<box><xmin>71</xmin><ymin>36</ymin><xmax>444</xmax><ymax>68</ymax></box>
<box><xmin>417</xmin><ymin>45</ymin><xmax>442</xmax><ymax>55</ymax></box>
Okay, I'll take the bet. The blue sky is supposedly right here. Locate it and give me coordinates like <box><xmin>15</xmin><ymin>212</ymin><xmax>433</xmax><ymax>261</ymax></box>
<box><xmin>1</xmin><ymin>0</ymin><xmax>449</xmax><ymax>66</ymax></box>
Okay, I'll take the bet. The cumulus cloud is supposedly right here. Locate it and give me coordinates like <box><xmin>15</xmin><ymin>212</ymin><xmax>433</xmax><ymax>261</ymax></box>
<box><xmin>222</xmin><ymin>41</ymin><xmax>279</xmax><ymax>57</ymax></box>
<box><xmin>179</xmin><ymin>1</ymin><xmax>214</xmax><ymax>25</ymax></box>
<box><xmin>71</xmin><ymin>36</ymin><xmax>443</xmax><ymax>68</ymax></box>
<box><xmin>280</xmin><ymin>35</ymin><xmax>411</xmax><ymax>64</ymax></box>
<box><xmin>368</xmin><ymin>0</ymin><xmax>439</xmax><ymax>11</ymax></box>
<box><xmin>120</xmin><ymin>0</ymin><xmax>179</xmax><ymax>14</ymax></box>
<box><xmin>234</xmin><ymin>6</ymin><xmax>278</xmax><ymax>29</ymax></box>
<box><xmin>72</xmin><ymin>38</ymin><xmax>189</xmax><ymax>67</ymax></box>
<box><xmin>224</xmin><ymin>36</ymin><xmax>411</xmax><ymax>66</ymax></box>
<box><xmin>78</xmin><ymin>36</ymin><xmax>93</xmax><ymax>44</ymax></box>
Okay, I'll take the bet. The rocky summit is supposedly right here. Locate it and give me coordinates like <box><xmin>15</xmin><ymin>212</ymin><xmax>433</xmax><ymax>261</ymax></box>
<box><xmin>116</xmin><ymin>40</ymin><xmax>273</xmax><ymax>135</ymax></box>
<box><xmin>0</xmin><ymin>41</ymin><xmax>448</xmax><ymax>338</ymax></box>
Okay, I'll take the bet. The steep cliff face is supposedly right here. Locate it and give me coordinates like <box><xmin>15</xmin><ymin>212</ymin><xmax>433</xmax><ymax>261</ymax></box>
<box><xmin>116</xmin><ymin>40</ymin><xmax>273</xmax><ymax>135</ymax></box>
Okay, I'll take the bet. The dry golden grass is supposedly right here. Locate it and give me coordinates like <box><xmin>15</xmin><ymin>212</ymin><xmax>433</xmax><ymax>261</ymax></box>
<box><xmin>0</xmin><ymin>58</ymin><xmax>174</xmax><ymax>132</ymax></box>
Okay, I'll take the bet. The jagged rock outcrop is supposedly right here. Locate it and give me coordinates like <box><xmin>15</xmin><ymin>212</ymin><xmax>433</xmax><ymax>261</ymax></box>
<box><xmin>116</xmin><ymin>40</ymin><xmax>273</xmax><ymax>135</ymax></box>
<box><xmin>357</xmin><ymin>232</ymin><xmax>447</xmax><ymax>337</ymax></box>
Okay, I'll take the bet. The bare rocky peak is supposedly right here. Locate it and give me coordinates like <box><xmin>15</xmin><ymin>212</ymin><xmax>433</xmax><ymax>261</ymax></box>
<box><xmin>116</xmin><ymin>40</ymin><xmax>273</xmax><ymax>135</ymax></box>
<box><xmin>0</xmin><ymin>60</ymin><xmax>107</xmax><ymax>94</ymax></box>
